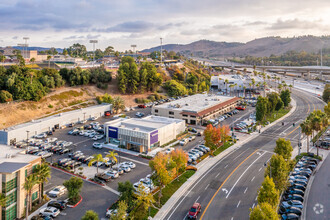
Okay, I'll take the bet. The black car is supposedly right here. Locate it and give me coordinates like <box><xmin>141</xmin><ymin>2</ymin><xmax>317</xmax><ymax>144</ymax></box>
<box><xmin>279</xmin><ymin>206</ymin><xmax>302</xmax><ymax>216</ymax></box>
<box><xmin>281</xmin><ymin>213</ymin><xmax>299</xmax><ymax>220</ymax></box>
<box><xmin>292</xmin><ymin>171</ymin><xmax>310</xmax><ymax>178</ymax></box>
<box><xmin>289</xmin><ymin>180</ymin><xmax>307</xmax><ymax>187</ymax></box>
<box><xmin>84</xmin><ymin>124</ymin><xmax>92</xmax><ymax>130</ymax></box>
<box><xmin>283</xmin><ymin>194</ymin><xmax>304</xmax><ymax>203</ymax></box>
<box><xmin>285</xmin><ymin>188</ymin><xmax>304</xmax><ymax>196</ymax></box>
<box><xmin>47</xmin><ymin>200</ymin><xmax>67</xmax><ymax>211</ymax></box>
<box><xmin>288</xmin><ymin>184</ymin><xmax>306</xmax><ymax>192</ymax></box>
<box><xmin>47</xmin><ymin>131</ymin><xmax>53</xmax><ymax>135</ymax></box>
<box><xmin>58</xmin><ymin>148</ymin><xmax>71</xmax><ymax>155</ymax></box>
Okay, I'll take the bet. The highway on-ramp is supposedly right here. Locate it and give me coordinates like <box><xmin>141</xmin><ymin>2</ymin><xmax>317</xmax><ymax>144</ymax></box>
<box><xmin>163</xmin><ymin>89</ymin><xmax>325</xmax><ymax>220</ymax></box>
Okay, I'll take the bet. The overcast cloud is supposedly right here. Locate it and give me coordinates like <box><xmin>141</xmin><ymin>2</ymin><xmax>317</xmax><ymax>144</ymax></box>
<box><xmin>0</xmin><ymin>0</ymin><xmax>329</xmax><ymax>50</ymax></box>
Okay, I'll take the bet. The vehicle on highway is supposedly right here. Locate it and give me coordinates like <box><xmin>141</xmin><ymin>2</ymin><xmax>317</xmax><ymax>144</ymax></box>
<box><xmin>48</xmin><ymin>185</ymin><xmax>66</xmax><ymax>198</ymax></box>
<box><xmin>39</xmin><ymin>207</ymin><xmax>60</xmax><ymax>218</ymax></box>
<box><xmin>47</xmin><ymin>200</ymin><xmax>67</xmax><ymax>211</ymax></box>
<box><xmin>281</xmin><ymin>213</ymin><xmax>299</xmax><ymax>220</ymax></box>
<box><xmin>93</xmin><ymin>142</ymin><xmax>103</xmax><ymax>149</ymax></box>
<box><xmin>187</xmin><ymin>203</ymin><xmax>201</xmax><ymax>219</ymax></box>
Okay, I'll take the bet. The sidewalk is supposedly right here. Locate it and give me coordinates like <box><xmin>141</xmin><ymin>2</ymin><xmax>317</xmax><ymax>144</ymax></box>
<box><xmin>154</xmin><ymin>98</ymin><xmax>297</xmax><ymax>219</ymax></box>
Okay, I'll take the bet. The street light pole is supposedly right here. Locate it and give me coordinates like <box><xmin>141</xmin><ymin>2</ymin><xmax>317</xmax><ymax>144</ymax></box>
<box><xmin>160</xmin><ymin>37</ymin><xmax>163</xmax><ymax>68</ymax></box>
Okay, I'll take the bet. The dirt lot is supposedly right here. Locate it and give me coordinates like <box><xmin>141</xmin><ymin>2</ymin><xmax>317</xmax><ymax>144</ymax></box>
<box><xmin>0</xmin><ymin>77</ymin><xmax>153</xmax><ymax>129</ymax></box>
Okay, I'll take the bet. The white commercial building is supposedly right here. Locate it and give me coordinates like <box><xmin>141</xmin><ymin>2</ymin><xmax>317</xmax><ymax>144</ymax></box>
<box><xmin>0</xmin><ymin>104</ymin><xmax>112</xmax><ymax>145</ymax></box>
<box><xmin>211</xmin><ymin>74</ymin><xmax>246</xmax><ymax>95</ymax></box>
<box><xmin>104</xmin><ymin>116</ymin><xmax>185</xmax><ymax>153</ymax></box>
<box><xmin>152</xmin><ymin>93</ymin><xmax>240</xmax><ymax>126</ymax></box>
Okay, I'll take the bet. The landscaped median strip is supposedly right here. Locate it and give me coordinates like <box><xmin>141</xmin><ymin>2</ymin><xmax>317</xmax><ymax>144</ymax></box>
<box><xmin>154</xmin><ymin>98</ymin><xmax>297</xmax><ymax>219</ymax></box>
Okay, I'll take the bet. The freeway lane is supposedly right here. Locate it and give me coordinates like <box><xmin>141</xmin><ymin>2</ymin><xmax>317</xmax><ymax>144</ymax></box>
<box><xmin>164</xmin><ymin>88</ymin><xmax>325</xmax><ymax>220</ymax></box>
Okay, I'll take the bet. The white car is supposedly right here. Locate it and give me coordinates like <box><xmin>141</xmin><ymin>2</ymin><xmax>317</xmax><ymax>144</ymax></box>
<box><xmin>45</xmin><ymin>137</ymin><xmax>57</xmax><ymax>143</ymax></box>
<box><xmin>188</xmin><ymin>136</ymin><xmax>196</xmax><ymax>142</ymax></box>
<box><xmin>35</xmin><ymin>133</ymin><xmax>47</xmax><ymax>139</ymax></box>
<box><xmin>93</xmin><ymin>135</ymin><xmax>104</xmax><ymax>141</ymax></box>
<box><xmin>179</xmin><ymin>139</ymin><xmax>188</xmax><ymax>146</ymax></box>
<box><xmin>90</xmin><ymin>116</ymin><xmax>99</xmax><ymax>121</ymax></box>
<box><xmin>104</xmin><ymin>170</ymin><xmax>119</xmax><ymax>179</ymax></box>
<box><xmin>120</xmin><ymin>165</ymin><xmax>131</xmax><ymax>172</ymax></box>
<box><xmin>139</xmin><ymin>178</ymin><xmax>155</xmax><ymax>190</ymax></box>
<box><xmin>48</xmin><ymin>185</ymin><xmax>66</xmax><ymax>198</ymax></box>
<box><xmin>133</xmin><ymin>182</ymin><xmax>151</xmax><ymax>194</ymax></box>
<box><xmin>93</xmin><ymin>142</ymin><xmax>103</xmax><ymax>149</ymax></box>
<box><xmin>122</xmin><ymin>161</ymin><xmax>136</xmax><ymax>169</ymax></box>
<box><xmin>191</xmin><ymin>149</ymin><xmax>203</xmax><ymax>157</ymax></box>
<box><xmin>40</xmin><ymin>207</ymin><xmax>60</xmax><ymax>218</ymax></box>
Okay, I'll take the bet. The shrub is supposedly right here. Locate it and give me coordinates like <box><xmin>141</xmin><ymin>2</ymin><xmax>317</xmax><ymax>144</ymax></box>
<box><xmin>48</xmin><ymin>104</ymin><xmax>53</xmax><ymax>108</ymax></box>
<box><xmin>186</xmin><ymin>165</ymin><xmax>197</xmax><ymax>171</ymax></box>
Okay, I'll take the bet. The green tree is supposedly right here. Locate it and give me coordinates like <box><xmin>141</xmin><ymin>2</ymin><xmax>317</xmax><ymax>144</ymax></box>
<box><xmin>163</xmin><ymin>80</ymin><xmax>187</xmax><ymax>97</ymax></box>
<box><xmin>256</xmin><ymin>96</ymin><xmax>268</xmax><ymax>121</ymax></box>
<box><xmin>249</xmin><ymin>203</ymin><xmax>279</xmax><ymax>220</ymax></box>
<box><xmin>111</xmin><ymin>200</ymin><xmax>127</xmax><ymax>220</ymax></box>
<box><xmin>324</xmin><ymin>102</ymin><xmax>330</xmax><ymax>118</ymax></box>
<box><xmin>117</xmin><ymin>56</ymin><xmax>139</xmax><ymax>94</ymax></box>
<box><xmin>81</xmin><ymin>210</ymin><xmax>99</xmax><ymax>220</ymax></box>
<box><xmin>274</xmin><ymin>138</ymin><xmax>293</xmax><ymax>161</ymax></box>
<box><xmin>104</xmin><ymin>46</ymin><xmax>114</xmax><ymax>56</ymax></box>
<box><xmin>300</xmin><ymin>119</ymin><xmax>312</xmax><ymax>153</ymax></box>
<box><xmin>257</xmin><ymin>176</ymin><xmax>279</xmax><ymax>207</ymax></box>
<box><xmin>112</xmin><ymin>96</ymin><xmax>125</xmax><ymax>113</ymax></box>
<box><xmin>63</xmin><ymin>176</ymin><xmax>83</xmax><ymax>204</ymax></box>
<box><xmin>0</xmin><ymin>55</ymin><xmax>6</xmax><ymax>65</ymax></box>
<box><xmin>139</xmin><ymin>68</ymin><xmax>147</xmax><ymax>92</ymax></box>
<box><xmin>267</xmin><ymin>92</ymin><xmax>280</xmax><ymax>113</ymax></box>
<box><xmin>0</xmin><ymin>193</ymin><xmax>6</xmax><ymax>207</ymax></box>
<box><xmin>29</xmin><ymin>57</ymin><xmax>36</xmax><ymax>63</ymax></box>
<box><xmin>34</xmin><ymin>163</ymin><xmax>51</xmax><ymax>204</ymax></box>
<box><xmin>24</xmin><ymin>174</ymin><xmax>39</xmax><ymax>220</ymax></box>
<box><xmin>88</xmin><ymin>154</ymin><xmax>106</xmax><ymax>174</ymax></box>
<box><xmin>280</xmin><ymin>89</ymin><xmax>291</xmax><ymax>107</ymax></box>
<box><xmin>0</xmin><ymin>90</ymin><xmax>13</xmax><ymax>102</ymax></box>
<box><xmin>106</xmin><ymin>150</ymin><xmax>118</xmax><ymax>168</ymax></box>
<box><xmin>140</xmin><ymin>62</ymin><xmax>162</xmax><ymax>92</ymax></box>
<box><xmin>136</xmin><ymin>183</ymin><xmax>155</xmax><ymax>212</ymax></box>
<box><xmin>118</xmin><ymin>181</ymin><xmax>135</xmax><ymax>210</ymax></box>
<box><xmin>264</xmin><ymin>154</ymin><xmax>289</xmax><ymax>191</ymax></box>
<box><xmin>322</xmin><ymin>84</ymin><xmax>330</xmax><ymax>103</ymax></box>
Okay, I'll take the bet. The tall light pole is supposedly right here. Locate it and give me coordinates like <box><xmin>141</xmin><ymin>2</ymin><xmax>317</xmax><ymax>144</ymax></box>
<box><xmin>23</xmin><ymin>37</ymin><xmax>29</xmax><ymax>59</ymax></box>
<box><xmin>131</xmin><ymin>45</ymin><xmax>137</xmax><ymax>54</ymax></box>
<box><xmin>160</xmin><ymin>37</ymin><xmax>163</xmax><ymax>68</ymax></box>
<box><xmin>89</xmin><ymin>40</ymin><xmax>98</xmax><ymax>67</ymax></box>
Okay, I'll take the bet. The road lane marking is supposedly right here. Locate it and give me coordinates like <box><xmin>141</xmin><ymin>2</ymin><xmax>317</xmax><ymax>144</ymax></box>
<box><xmin>233</xmin><ymin>149</ymin><xmax>249</xmax><ymax>161</ymax></box>
<box><xmin>195</xmin><ymin>196</ymin><xmax>200</xmax><ymax>203</ymax></box>
<box><xmin>285</xmin><ymin>99</ymin><xmax>310</xmax><ymax>137</ymax></box>
<box><xmin>255</xmin><ymin>196</ymin><xmax>258</xmax><ymax>201</ymax></box>
<box><xmin>252</xmin><ymin>203</ymin><xmax>255</xmax><ymax>209</ymax></box>
<box><xmin>231</xmin><ymin>217</ymin><xmax>233</xmax><ymax>220</ymax></box>
<box><xmin>251</xmin><ymin>176</ymin><xmax>255</xmax><ymax>182</ymax></box>
<box><xmin>200</xmin><ymin>149</ymin><xmax>259</xmax><ymax>220</ymax></box>
<box><xmin>225</xmin><ymin>152</ymin><xmax>266</xmax><ymax>199</ymax></box>
<box><xmin>183</xmin><ymin>213</ymin><xmax>188</xmax><ymax>220</ymax></box>
<box><xmin>244</xmin><ymin>187</ymin><xmax>248</xmax><ymax>194</ymax></box>
<box><xmin>216</xmin><ymin>172</ymin><xmax>221</xmax><ymax>178</ymax></box>
<box><xmin>224</xmin><ymin>164</ymin><xmax>228</xmax><ymax>168</ymax></box>
<box><xmin>237</xmin><ymin>200</ymin><xmax>241</xmax><ymax>208</ymax></box>
<box><xmin>258</xmin><ymin>167</ymin><xmax>262</xmax><ymax>172</ymax></box>
<box><xmin>205</xmin><ymin>184</ymin><xmax>210</xmax><ymax>190</ymax></box>
<box><xmin>222</xmin><ymin>188</ymin><xmax>228</xmax><ymax>194</ymax></box>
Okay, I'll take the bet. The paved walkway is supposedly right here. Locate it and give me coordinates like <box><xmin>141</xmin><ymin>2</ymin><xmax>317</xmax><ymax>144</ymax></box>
<box><xmin>154</xmin><ymin>98</ymin><xmax>297</xmax><ymax>219</ymax></box>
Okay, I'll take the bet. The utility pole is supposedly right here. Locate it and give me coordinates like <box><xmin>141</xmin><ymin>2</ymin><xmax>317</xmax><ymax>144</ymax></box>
<box><xmin>89</xmin><ymin>40</ymin><xmax>98</xmax><ymax>67</ymax></box>
<box><xmin>23</xmin><ymin>37</ymin><xmax>29</xmax><ymax>60</ymax></box>
<box><xmin>160</xmin><ymin>37</ymin><xmax>163</xmax><ymax>68</ymax></box>
<box><xmin>298</xmin><ymin>127</ymin><xmax>302</xmax><ymax>155</ymax></box>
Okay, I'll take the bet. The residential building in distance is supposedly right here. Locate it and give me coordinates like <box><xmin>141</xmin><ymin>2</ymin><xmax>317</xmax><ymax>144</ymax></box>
<box><xmin>152</xmin><ymin>93</ymin><xmax>240</xmax><ymax>125</ymax></box>
<box><xmin>0</xmin><ymin>145</ymin><xmax>41</xmax><ymax>220</ymax></box>
<box><xmin>104</xmin><ymin>116</ymin><xmax>185</xmax><ymax>153</ymax></box>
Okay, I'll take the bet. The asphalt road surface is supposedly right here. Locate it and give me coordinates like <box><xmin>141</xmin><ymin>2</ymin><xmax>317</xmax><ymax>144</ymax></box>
<box><xmin>164</xmin><ymin>88</ymin><xmax>325</xmax><ymax>220</ymax></box>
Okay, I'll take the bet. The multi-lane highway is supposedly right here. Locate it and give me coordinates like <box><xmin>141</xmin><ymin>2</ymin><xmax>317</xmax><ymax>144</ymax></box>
<box><xmin>163</xmin><ymin>88</ymin><xmax>325</xmax><ymax>220</ymax></box>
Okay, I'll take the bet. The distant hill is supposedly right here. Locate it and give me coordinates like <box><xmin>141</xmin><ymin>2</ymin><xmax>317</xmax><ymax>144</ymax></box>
<box><xmin>142</xmin><ymin>36</ymin><xmax>330</xmax><ymax>58</ymax></box>
<box><xmin>13</xmin><ymin>46</ymin><xmax>63</xmax><ymax>53</ymax></box>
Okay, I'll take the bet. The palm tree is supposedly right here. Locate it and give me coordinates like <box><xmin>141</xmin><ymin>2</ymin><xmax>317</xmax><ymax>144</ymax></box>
<box><xmin>106</xmin><ymin>151</ymin><xmax>118</xmax><ymax>168</ymax></box>
<box><xmin>301</xmin><ymin>120</ymin><xmax>313</xmax><ymax>153</ymax></box>
<box><xmin>234</xmin><ymin>83</ymin><xmax>238</xmax><ymax>96</ymax></box>
<box><xmin>229</xmin><ymin>84</ymin><xmax>234</xmax><ymax>96</ymax></box>
<box><xmin>225</xmin><ymin>79</ymin><xmax>229</xmax><ymax>96</ymax></box>
<box><xmin>34</xmin><ymin>163</ymin><xmax>51</xmax><ymax>204</ymax></box>
<box><xmin>249</xmin><ymin>83</ymin><xmax>252</xmax><ymax>98</ymax></box>
<box><xmin>251</xmin><ymin>78</ymin><xmax>256</xmax><ymax>96</ymax></box>
<box><xmin>88</xmin><ymin>154</ymin><xmax>106</xmax><ymax>174</ymax></box>
<box><xmin>243</xmin><ymin>86</ymin><xmax>247</xmax><ymax>98</ymax></box>
<box><xmin>263</xmin><ymin>81</ymin><xmax>267</xmax><ymax>97</ymax></box>
<box><xmin>238</xmin><ymin>85</ymin><xmax>242</xmax><ymax>97</ymax></box>
<box><xmin>24</xmin><ymin>174</ymin><xmax>38</xmax><ymax>220</ymax></box>
<box><xmin>30</xmin><ymin>57</ymin><xmax>36</xmax><ymax>64</ymax></box>
<box><xmin>112</xmin><ymin>96</ymin><xmax>125</xmax><ymax>114</ymax></box>
<box><xmin>47</xmin><ymin>55</ymin><xmax>52</xmax><ymax>68</ymax></box>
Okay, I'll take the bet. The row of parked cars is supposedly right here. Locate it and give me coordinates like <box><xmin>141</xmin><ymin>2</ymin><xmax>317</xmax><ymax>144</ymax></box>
<box><xmin>95</xmin><ymin>161</ymin><xmax>137</xmax><ymax>183</ymax></box>
<box><xmin>187</xmin><ymin>145</ymin><xmax>210</xmax><ymax>163</ymax></box>
<box><xmin>137</xmin><ymin>96</ymin><xmax>187</xmax><ymax>109</ymax></box>
<box><xmin>68</xmin><ymin>122</ymin><xmax>105</xmax><ymax>141</ymax></box>
<box><xmin>280</xmin><ymin>156</ymin><xmax>319</xmax><ymax>220</ymax></box>
<box><xmin>26</xmin><ymin>138</ymin><xmax>73</xmax><ymax>158</ymax></box>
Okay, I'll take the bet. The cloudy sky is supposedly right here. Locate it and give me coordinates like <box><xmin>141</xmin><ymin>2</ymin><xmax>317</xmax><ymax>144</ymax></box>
<box><xmin>0</xmin><ymin>0</ymin><xmax>329</xmax><ymax>51</ymax></box>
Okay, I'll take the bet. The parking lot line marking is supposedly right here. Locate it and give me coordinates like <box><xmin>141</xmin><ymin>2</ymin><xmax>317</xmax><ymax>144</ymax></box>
<box><xmin>195</xmin><ymin>195</ymin><xmax>200</xmax><ymax>203</ymax></box>
<box><xmin>216</xmin><ymin>172</ymin><xmax>221</xmax><ymax>178</ymax></box>
<box><xmin>183</xmin><ymin>213</ymin><xmax>188</xmax><ymax>220</ymax></box>
<box><xmin>252</xmin><ymin>203</ymin><xmax>255</xmax><ymax>209</ymax></box>
<box><xmin>255</xmin><ymin>196</ymin><xmax>258</xmax><ymax>201</ymax></box>
<box><xmin>251</xmin><ymin>176</ymin><xmax>255</xmax><ymax>182</ymax></box>
<box><xmin>231</xmin><ymin>217</ymin><xmax>233</xmax><ymax>220</ymax></box>
<box><xmin>224</xmin><ymin>164</ymin><xmax>228</xmax><ymax>168</ymax></box>
<box><xmin>102</xmin><ymin>185</ymin><xmax>120</xmax><ymax>195</ymax></box>
<box><xmin>205</xmin><ymin>184</ymin><xmax>210</xmax><ymax>190</ymax></box>
<box><xmin>75</xmin><ymin>139</ymin><xmax>92</xmax><ymax>145</ymax></box>
<box><xmin>244</xmin><ymin>187</ymin><xmax>248</xmax><ymax>194</ymax></box>
<box><xmin>118</xmin><ymin>155</ymin><xmax>149</xmax><ymax>166</ymax></box>
<box><xmin>237</xmin><ymin>200</ymin><xmax>241</xmax><ymax>208</ymax></box>
<box><xmin>258</xmin><ymin>167</ymin><xmax>263</xmax><ymax>172</ymax></box>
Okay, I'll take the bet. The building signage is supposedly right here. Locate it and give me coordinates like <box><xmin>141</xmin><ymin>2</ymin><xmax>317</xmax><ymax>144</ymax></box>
<box><xmin>108</xmin><ymin>126</ymin><xmax>118</xmax><ymax>139</ymax></box>
<box><xmin>150</xmin><ymin>130</ymin><xmax>158</xmax><ymax>145</ymax></box>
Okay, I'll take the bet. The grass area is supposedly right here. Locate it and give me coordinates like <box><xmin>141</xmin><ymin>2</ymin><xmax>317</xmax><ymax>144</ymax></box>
<box><xmin>263</xmin><ymin>107</ymin><xmax>291</xmax><ymax>125</ymax></box>
<box><xmin>49</xmin><ymin>90</ymin><xmax>84</xmax><ymax>101</ymax></box>
<box><xmin>149</xmin><ymin>207</ymin><xmax>159</xmax><ymax>218</ymax></box>
<box><xmin>295</xmin><ymin>152</ymin><xmax>323</xmax><ymax>161</ymax></box>
<box><xmin>154</xmin><ymin>170</ymin><xmax>196</xmax><ymax>207</ymax></box>
<box><xmin>213</xmin><ymin>142</ymin><xmax>233</xmax><ymax>156</ymax></box>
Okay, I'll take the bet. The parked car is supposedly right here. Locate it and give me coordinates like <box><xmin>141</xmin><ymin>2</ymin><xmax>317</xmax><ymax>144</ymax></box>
<box><xmin>58</xmin><ymin>148</ymin><xmax>71</xmax><ymax>155</ymax></box>
<box><xmin>93</xmin><ymin>142</ymin><xmax>103</xmax><ymax>149</ymax></box>
<box><xmin>285</xmin><ymin>188</ymin><xmax>304</xmax><ymax>196</ymax></box>
<box><xmin>288</xmin><ymin>184</ymin><xmax>306</xmax><ymax>192</ymax></box>
<box><xmin>179</xmin><ymin>139</ymin><xmax>189</xmax><ymax>146</ymax></box>
<box><xmin>120</xmin><ymin>165</ymin><xmax>131</xmax><ymax>172</ymax></box>
<box><xmin>39</xmin><ymin>207</ymin><xmax>60</xmax><ymax>218</ymax></box>
<box><xmin>187</xmin><ymin>203</ymin><xmax>201</xmax><ymax>219</ymax></box>
<box><xmin>281</xmin><ymin>213</ymin><xmax>299</xmax><ymax>220</ymax></box>
<box><xmin>95</xmin><ymin>173</ymin><xmax>111</xmax><ymax>182</ymax></box>
<box><xmin>289</xmin><ymin>175</ymin><xmax>308</xmax><ymax>182</ymax></box>
<box><xmin>191</xmin><ymin>149</ymin><xmax>203</xmax><ymax>157</ymax></box>
<box><xmin>138</xmin><ymin>104</ymin><xmax>146</xmax><ymax>108</ymax></box>
<box><xmin>35</xmin><ymin>133</ymin><xmax>47</xmax><ymax>139</ymax></box>
<box><xmin>279</xmin><ymin>206</ymin><xmax>302</xmax><ymax>216</ymax></box>
<box><xmin>289</xmin><ymin>179</ymin><xmax>307</xmax><ymax>187</ymax></box>
<box><xmin>135</xmin><ymin>112</ymin><xmax>145</xmax><ymax>118</ymax></box>
<box><xmin>121</xmin><ymin>161</ymin><xmax>136</xmax><ymax>169</ymax></box>
<box><xmin>188</xmin><ymin>136</ymin><xmax>196</xmax><ymax>142</ymax></box>
<box><xmin>48</xmin><ymin>185</ymin><xmax>66</xmax><ymax>198</ymax></box>
<box><xmin>283</xmin><ymin>194</ymin><xmax>304</xmax><ymax>203</ymax></box>
<box><xmin>236</xmin><ymin>106</ymin><xmax>246</xmax><ymax>110</ymax></box>
<box><xmin>281</xmin><ymin>200</ymin><xmax>303</xmax><ymax>210</ymax></box>
<box><xmin>47</xmin><ymin>200</ymin><xmax>67</xmax><ymax>211</ymax></box>
<box><xmin>104</xmin><ymin>170</ymin><xmax>119</xmax><ymax>179</ymax></box>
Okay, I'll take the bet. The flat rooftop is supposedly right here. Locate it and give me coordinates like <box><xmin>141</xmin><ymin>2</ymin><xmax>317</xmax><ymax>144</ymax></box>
<box><xmin>154</xmin><ymin>94</ymin><xmax>236</xmax><ymax>113</ymax></box>
<box><xmin>0</xmin><ymin>144</ymin><xmax>40</xmax><ymax>173</ymax></box>
<box><xmin>105</xmin><ymin>115</ymin><xmax>183</xmax><ymax>133</ymax></box>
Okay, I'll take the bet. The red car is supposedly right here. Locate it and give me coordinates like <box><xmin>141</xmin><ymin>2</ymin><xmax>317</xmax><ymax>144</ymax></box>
<box><xmin>188</xmin><ymin>203</ymin><xmax>201</xmax><ymax>219</ymax></box>
<box><xmin>105</xmin><ymin>111</ymin><xmax>111</xmax><ymax>116</ymax></box>
<box><xmin>138</xmin><ymin>104</ymin><xmax>146</xmax><ymax>108</ymax></box>
<box><xmin>236</xmin><ymin>106</ymin><xmax>246</xmax><ymax>111</ymax></box>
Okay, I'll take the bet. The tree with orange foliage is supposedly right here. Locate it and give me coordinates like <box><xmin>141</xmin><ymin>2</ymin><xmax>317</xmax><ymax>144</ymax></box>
<box><xmin>149</xmin><ymin>152</ymin><xmax>175</xmax><ymax>205</ymax></box>
<box><xmin>204</xmin><ymin>124</ymin><xmax>230</xmax><ymax>150</ymax></box>
<box><xmin>170</xmin><ymin>149</ymin><xmax>188</xmax><ymax>177</ymax></box>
